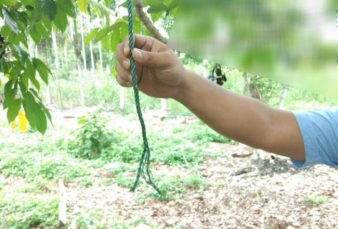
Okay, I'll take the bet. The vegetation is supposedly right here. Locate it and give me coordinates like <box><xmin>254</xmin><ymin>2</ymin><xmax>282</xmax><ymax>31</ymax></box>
<box><xmin>0</xmin><ymin>106</ymin><xmax>226</xmax><ymax>228</ymax></box>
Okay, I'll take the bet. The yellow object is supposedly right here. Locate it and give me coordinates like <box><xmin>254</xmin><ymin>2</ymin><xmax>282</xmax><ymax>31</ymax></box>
<box><xmin>18</xmin><ymin>110</ymin><xmax>27</xmax><ymax>133</ymax></box>
<box><xmin>10</xmin><ymin>120</ymin><xmax>16</xmax><ymax>130</ymax></box>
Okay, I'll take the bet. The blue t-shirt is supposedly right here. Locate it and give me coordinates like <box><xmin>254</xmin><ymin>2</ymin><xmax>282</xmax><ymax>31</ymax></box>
<box><xmin>291</xmin><ymin>107</ymin><xmax>338</xmax><ymax>168</ymax></box>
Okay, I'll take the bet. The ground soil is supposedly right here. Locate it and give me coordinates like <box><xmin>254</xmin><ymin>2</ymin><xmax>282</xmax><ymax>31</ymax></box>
<box><xmin>1</xmin><ymin>109</ymin><xmax>338</xmax><ymax>229</ymax></box>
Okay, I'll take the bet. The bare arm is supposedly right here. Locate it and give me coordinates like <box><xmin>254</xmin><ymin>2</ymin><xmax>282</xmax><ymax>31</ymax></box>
<box><xmin>174</xmin><ymin>70</ymin><xmax>305</xmax><ymax>161</ymax></box>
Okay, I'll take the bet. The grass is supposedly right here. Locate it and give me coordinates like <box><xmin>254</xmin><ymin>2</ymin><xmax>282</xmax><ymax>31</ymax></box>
<box><xmin>0</xmin><ymin>196</ymin><xmax>59</xmax><ymax>229</ymax></box>
<box><xmin>306</xmin><ymin>194</ymin><xmax>328</xmax><ymax>206</ymax></box>
<box><xmin>0</xmin><ymin>109</ymin><xmax>232</xmax><ymax>228</ymax></box>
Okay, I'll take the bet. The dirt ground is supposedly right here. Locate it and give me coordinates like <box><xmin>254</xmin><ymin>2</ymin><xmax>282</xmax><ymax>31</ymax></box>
<box><xmin>1</xmin><ymin>109</ymin><xmax>338</xmax><ymax>229</ymax></box>
<box><xmin>62</xmin><ymin>111</ymin><xmax>338</xmax><ymax>229</ymax></box>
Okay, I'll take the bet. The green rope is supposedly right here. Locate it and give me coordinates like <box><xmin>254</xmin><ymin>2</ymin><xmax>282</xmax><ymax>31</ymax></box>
<box><xmin>127</xmin><ymin>0</ymin><xmax>161</xmax><ymax>194</ymax></box>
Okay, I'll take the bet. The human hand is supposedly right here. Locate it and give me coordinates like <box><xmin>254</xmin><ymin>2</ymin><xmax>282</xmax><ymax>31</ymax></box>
<box><xmin>115</xmin><ymin>34</ymin><xmax>187</xmax><ymax>99</ymax></box>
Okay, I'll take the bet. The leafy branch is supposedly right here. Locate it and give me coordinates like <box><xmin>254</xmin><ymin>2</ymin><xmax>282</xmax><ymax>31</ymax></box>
<box><xmin>133</xmin><ymin>0</ymin><xmax>167</xmax><ymax>44</ymax></box>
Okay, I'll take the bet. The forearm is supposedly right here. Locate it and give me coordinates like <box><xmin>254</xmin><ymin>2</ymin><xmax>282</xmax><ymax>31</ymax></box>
<box><xmin>174</xmin><ymin>70</ymin><xmax>305</xmax><ymax>161</ymax></box>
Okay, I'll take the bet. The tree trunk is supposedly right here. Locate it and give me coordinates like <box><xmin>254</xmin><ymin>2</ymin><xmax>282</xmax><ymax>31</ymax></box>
<box><xmin>243</xmin><ymin>72</ymin><xmax>261</xmax><ymax>100</ymax></box>
<box><xmin>51</xmin><ymin>29</ymin><xmax>63</xmax><ymax>108</ymax></box>
<box><xmin>99</xmin><ymin>42</ymin><xmax>103</xmax><ymax>74</ymax></box>
<box><xmin>119</xmin><ymin>86</ymin><xmax>125</xmax><ymax>110</ymax></box>
<box><xmin>51</xmin><ymin>29</ymin><xmax>60</xmax><ymax>69</ymax></box>
<box><xmin>278</xmin><ymin>86</ymin><xmax>288</xmax><ymax>109</ymax></box>
<box><xmin>79</xmin><ymin>14</ymin><xmax>87</xmax><ymax>72</ymax></box>
<box><xmin>89</xmin><ymin>41</ymin><xmax>95</xmax><ymax>72</ymax></box>
<box><xmin>72</xmin><ymin>17</ymin><xmax>86</xmax><ymax>107</ymax></box>
<box><xmin>63</xmin><ymin>45</ymin><xmax>68</xmax><ymax>66</ymax></box>
<box><xmin>78</xmin><ymin>64</ymin><xmax>85</xmax><ymax>106</ymax></box>
<box><xmin>161</xmin><ymin>99</ymin><xmax>166</xmax><ymax>111</ymax></box>
<box><xmin>40</xmin><ymin>42</ymin><xmax>52</xmax><ymax>105</ymax></box>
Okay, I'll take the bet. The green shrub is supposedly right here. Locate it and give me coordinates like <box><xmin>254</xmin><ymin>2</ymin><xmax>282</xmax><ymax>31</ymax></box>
<box><xmin>0</xmin><ymin>197</ymin><xmax>59</xmax><ymax>229</ymax></box>
<box><xmin>67</xmin><ymin>114</ymin><xmax>117</xmax><ymax>160</ymax></box>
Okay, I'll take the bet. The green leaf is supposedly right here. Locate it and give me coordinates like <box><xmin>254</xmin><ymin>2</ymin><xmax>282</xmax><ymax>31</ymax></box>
<box><xmin>3</xmin><ymin>80</ymin><xmax>15</xmax><ymax>109</ymax></box>
<box><xmin>7</xmin><ymin>98</ymin><xmax>21</xmax><ymax>123</ymax></box>
<box><xmin>94</xmin><ymin>20</ymin><xmax>127</xmax><ymax>42</ymax></box>
<box><xmin>29</xmin><ymin>88</ymin><xmax>42</xmax><ymax>101</ymax></box>
<box><xmin>39</xmin><ymin>0</ymin><xmax>57</xmax><ymax>21</ymax></box>
<box><xmin>25</xmin><ymin>57</ymin><xmax>36</xmax><ymax>79</ymax></box>
<box><xmin>54</xmin><ymin>3</ymin><xmax>68</xmax><ymax>32</ymax></box>
<box><xmin>0</xmin><ymin>25</ymin><xmax>12</xmax><ymax>39</ymax></box>
<box><xmin>12</xmin><ymin>32</ymin><xmax>27</xmax><ymax>46</ymax></box>
<box><xmin>33</xmin><ymin>58</ymin><xmax>51</xmax><ymax>84</ymax></box>
<box><xmin>94</xmin><ymin>26</ymin><xmax>114</xmax><ymax>42</ymax></box>
<box><xmin>110</xmin><ymin>29</ymin><xmax>121</xmax><ymax>53</ymax></box>
<box><xmin>2</xmin><ymin>8</ymin><xmax>19</xmax><ymax>34</ymax></box>
<box><xmin>167</xmin><ymin>0</ymin><xmax>180</xmax><ymax>10</ymax></box>
<box><xmin>28</xmin><ymin>7</ymin><xmax>44</xmax><ymax>33</ymax></box>
<box><xmin>151</xmin><ymin>12</ymin><xmax>162</xmax><ymax>23</ymax></box>
<box><xmin>30</xmin><ymin>75</ymin><xmax>40</xmax><ymax>91</ymax></box>
<box><xmin>22</xmin><ymin>91</ymin><xmax>36</xmax><ymax>128</ymax></box>
<box><xmin>85</xmin><ymin>28</ymin><xmax>99</xmax><ymax>45</ymax></box>
<box><xmin>147</xmin><ymin>2</ymin><xmax>168</xmax><ymax>14</ymax></box>
<box><xmin>100</xmin><ymin>34</ymin><xmax>110</xmax><ymax>50</ymax></box>
<box><xmin>119</xmin><ymin>26</ymin><xmax>128</xmax><ymax>43</ymax></box>
<box><xmin>35</xmin><ymin>105</ymin><xmax>47</xmax><ymax>134</ymax></box>
<box><xmin>78</xmin><ymin>0</ymin><xmax>90</xmax><ymax>13</ymax></box>
<box><xmin>21</xmin><ymin>72</ymin><xmax>29</xmax><ymax>89</ymax></box>
<box><xmin>11</xmin><ymin>9</ymin><xmax>28</xmax><ymax>28</ymax></box>
<box><xmin>36</xmin><ymin>23</ymin><xmax>50</xmax><ymax>41</ymax></box>
<box><xmin>119</xmin><ymin>1</ymin><xmax>127</xmax><ymax>8</ymax></box>
<box><xmin>11</xmin><ymin>44</ymin><xmax>29</xmax><ymax>63</ymax></box>
<box><xmin>42</xmin><ymin>15</ymin><xmax>52</xmax><ymax>31</ymax></box>
<box><xmin>29</xmin><ymin>26</ymin><xmax>42</xmax><ymax>44</ymax></box>
<box><xmin>132</xmin><ymin>20</ymin><xmax>141</xmax><ymax>34</ymax></box>
<box><xmin>56</xmin><ymin>0</ymin><xmax>76</xmax><ymax>17</ymax></box>
<box><xmin>40</xmin><ymin>102</ymin><xmax>53</xmax><ymax>125</ymax></box>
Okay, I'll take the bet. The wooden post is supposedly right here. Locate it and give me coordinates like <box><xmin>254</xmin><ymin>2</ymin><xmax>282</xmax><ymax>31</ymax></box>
<box><xmin>58</xmin><ymin>179</ymin><xmax>67</xmax><ymax>228</ymax></box>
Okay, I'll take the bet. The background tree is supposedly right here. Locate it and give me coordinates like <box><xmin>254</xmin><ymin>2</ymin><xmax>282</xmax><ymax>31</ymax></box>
<box><xmin>0</xmin><ymin>0</ymin><xmax>179</xmax><ymax>134</ymax></box>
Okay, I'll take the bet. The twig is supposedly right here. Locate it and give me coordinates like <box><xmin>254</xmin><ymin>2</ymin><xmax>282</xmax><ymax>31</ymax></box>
<box><xmin>58</xmin><ymin>179</ymin><xmax>67</xmax><ymax>228</ymax></box>
<box><xmin>133</xmin><ymin>0</ymin><xmax>167</xmax><ymax>44</ymax></box>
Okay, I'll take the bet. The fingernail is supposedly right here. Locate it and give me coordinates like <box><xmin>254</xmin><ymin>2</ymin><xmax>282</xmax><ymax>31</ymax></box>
<box><xmin>134</xmin><ymin>49</ymin><xmax>142</xmax><ymax>60</ymax></box>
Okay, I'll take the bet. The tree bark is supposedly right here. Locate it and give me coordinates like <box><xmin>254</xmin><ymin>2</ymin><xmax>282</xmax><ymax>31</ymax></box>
<box><xmin>89</xmin><ymin>41</ymin><xmax>95</xmax><ymax>72</ymax></box>
<box><xmin>119</xmin><ymin>86</ymin><xmax>125</xmax><ymax>110</ymax></box>
<box><xmin>72</xmin><ymin>17</ymin><xmax>86</xmax><ymax>107</ymax></box>
<box><xmin>134</xmin><ymin>0</ymin><xmax>167</xmax><ymax>44</ymax></box>
<box><xmin>79</xmin><ymin>14</ymin><xmax>87</xmax><ymax>72</ymax></box>
<box><xmin>278</xmin><ymin>86</ymin><xmax>288</xmax><ymax>109</ymax></box>
<box><xmin>99</xmin><ymin>42</ymin><xmax>103</xmax><ymax>74</ymax></box>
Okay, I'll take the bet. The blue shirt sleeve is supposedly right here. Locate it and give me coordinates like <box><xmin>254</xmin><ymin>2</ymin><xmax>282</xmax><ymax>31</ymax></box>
<box><xmin>291</xmin><ymin>107</ymin><xmax>338</xmax><ymax>168</ymax></box>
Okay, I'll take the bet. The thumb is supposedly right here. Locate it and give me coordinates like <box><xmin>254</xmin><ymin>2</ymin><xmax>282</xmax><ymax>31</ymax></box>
<box><xmin>132</xmin><ymin>48</ymin><xmax>169</xmax><ymax>68</ymax></box>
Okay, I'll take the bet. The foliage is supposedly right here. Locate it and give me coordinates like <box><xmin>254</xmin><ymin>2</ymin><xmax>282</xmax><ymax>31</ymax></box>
<box><xmin>0</xmin><ymin>0</ymin><xmax>179</xmax><ymax>134</ymax></box>
<box><xmin>306</xmin><ymin>194</ymin><xmax>328</xmax><ymax>206</ymax></box>
<box><xmin>0</xmin><ymin>0</ymin><xmax>77</xmax><ymax>134</ymax></box>
<box><xmin>0</xmin><ymin>197</ymin><xmax>59</xmax><ymax>228</ymax></box>
<box><xmin>137</xmin><ymin>173</ymin><xmax>205</xmax><ymax>202</ymax></box>
<box><xmin>67</xmin><ymin>113</ymin><xmax>116</xmax><ymax>160</ymax></box>
<box><xmin>0</xmin><ymin>152</ymin><xmax>90</xmax><ymax>182</ymax></box>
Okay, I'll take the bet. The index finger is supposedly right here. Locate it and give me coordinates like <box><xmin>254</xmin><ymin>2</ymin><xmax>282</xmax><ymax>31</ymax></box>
<box><xmin>124</xmin><ymin>34</ymin><xmax>160</xmax><ymax>52</ymax></box>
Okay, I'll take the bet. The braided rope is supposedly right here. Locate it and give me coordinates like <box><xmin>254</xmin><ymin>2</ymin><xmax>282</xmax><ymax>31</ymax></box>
<box><xmin>127</xmin><ymin>0</ymin><xmax>161</xmax><ymax>194</ymax></box>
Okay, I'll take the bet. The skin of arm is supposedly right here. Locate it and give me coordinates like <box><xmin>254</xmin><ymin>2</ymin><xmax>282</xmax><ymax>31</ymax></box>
<box><xmin>115</xmin><ymin>34</ymin><xmax>305</xmax><ymax>162</ymax></box>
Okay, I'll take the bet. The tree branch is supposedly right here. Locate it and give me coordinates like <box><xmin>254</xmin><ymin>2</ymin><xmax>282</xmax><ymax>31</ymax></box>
<box><xmin>133</xmin><ymin>0</ymin><xmax>167</xmax><ymax>44</ymax></box>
